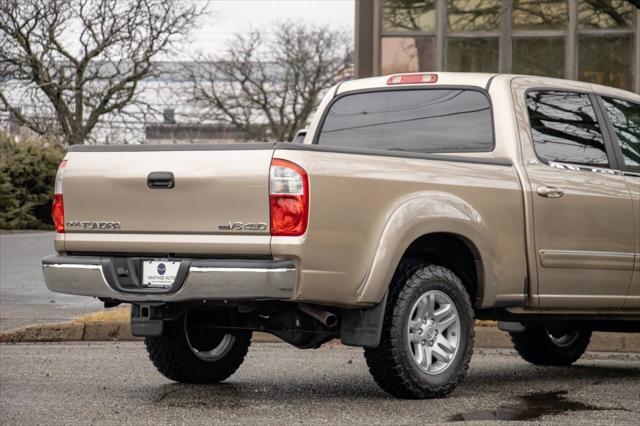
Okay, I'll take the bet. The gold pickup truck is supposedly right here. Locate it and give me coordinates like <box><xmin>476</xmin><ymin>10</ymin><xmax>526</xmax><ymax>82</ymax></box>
<box><xmin>43</xmin><ymin>73</ymin><xmax>639</xmax><ymax>399</ymax></box>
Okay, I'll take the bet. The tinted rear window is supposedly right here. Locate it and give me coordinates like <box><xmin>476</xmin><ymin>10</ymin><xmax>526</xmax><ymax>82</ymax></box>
<box><xmin>317</xmin><ymin>89</ymin><xmax>493</xmax><ymax>153</ymax></box>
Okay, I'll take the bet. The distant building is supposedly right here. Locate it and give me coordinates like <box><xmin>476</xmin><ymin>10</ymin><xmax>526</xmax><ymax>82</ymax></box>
<box><xmin>355</xmin><ymin>0</ymin><xmax>639</xmax><ymax>92</ymax></box>
<box><xmin>145</xmin><ymin>109</ymin><xmax>258</xmax><ymax>144</ymax></box>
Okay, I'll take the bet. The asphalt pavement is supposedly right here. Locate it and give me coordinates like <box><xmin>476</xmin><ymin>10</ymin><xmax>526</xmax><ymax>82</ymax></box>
<box><xmin>0</xmin><ymin>232</ymin><xmax>101</xmax><ymax>332</ymax></box>
<box><xmin>1</xmin><ymin>342</ymin><xmax>639</xmax><ymax>425</ymax></box>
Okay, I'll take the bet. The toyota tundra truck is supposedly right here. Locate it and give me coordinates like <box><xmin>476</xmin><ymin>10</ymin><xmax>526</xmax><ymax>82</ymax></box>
<box><xmin>42</xmin><ymin>73</ymin><xmax>640</xmax><ymax>399</ymax></box>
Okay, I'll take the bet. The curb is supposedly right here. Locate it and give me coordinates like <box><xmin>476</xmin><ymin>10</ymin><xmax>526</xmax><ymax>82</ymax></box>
<box><xmin>1</xmin><ymin>322</ymin><xmax>639</xmax><ymax>352</ymax></box>
<box><xmin>0</xmin><ymin>322</ymin><xmax>288</xmax><ymax>343</ymax></box>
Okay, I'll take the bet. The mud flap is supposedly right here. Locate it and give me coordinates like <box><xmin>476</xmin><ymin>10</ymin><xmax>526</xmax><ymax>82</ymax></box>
<box><xmin>340</xmin><ymin>293</ymin><xmax>387</xmax><ymax>348</ymax></box>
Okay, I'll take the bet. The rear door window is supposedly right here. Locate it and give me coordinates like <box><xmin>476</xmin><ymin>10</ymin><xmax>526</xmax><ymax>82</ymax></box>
<box><xmin>316</xmin><ymin>89</ymin><xmax>493</xmax><ymax>153</ymax></box>
<box><xmin>600</xmin><ymin>96</ymin><xmax>640</xmax><ymax>170</ymax></box>
<box><xmin>526</xmin><ymin>90</ymin><xmax>609</xmax><ymax>167</ymax></box>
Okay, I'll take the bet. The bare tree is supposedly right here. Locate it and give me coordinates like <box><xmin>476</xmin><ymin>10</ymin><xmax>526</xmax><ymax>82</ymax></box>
<box><xmin>187</xmin><ymin>21</ymin><xmax>351</xmax><ymax>142</ymax></box>
<box><xmin>0</xmin><ymin>0</ymin><xmax>202</xmax><ymax>144</ymax></box>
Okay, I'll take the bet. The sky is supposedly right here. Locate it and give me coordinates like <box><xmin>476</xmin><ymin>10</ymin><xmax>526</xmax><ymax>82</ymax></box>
<box><xmin>186</xmin><ymin>0</ymin><xmax>355</xmax><ymax>58</ymax></box>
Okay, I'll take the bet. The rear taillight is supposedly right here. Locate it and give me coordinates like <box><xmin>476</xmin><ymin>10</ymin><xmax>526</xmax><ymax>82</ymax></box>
<box><xmin>52</xmin><ymin>159</ymin><xmax>66</xmax><ymax>233</ymax></box>
<box><xmin>269</xmin><ymin>158</ymin><xmax>308</xmax><ymax>236</ymax></box>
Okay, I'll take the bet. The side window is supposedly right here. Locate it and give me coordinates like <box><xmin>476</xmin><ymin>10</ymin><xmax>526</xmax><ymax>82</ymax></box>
<box><xmin>526</xmin><ymin>90</ymin><xmax>609</xmax><ymax>167</ymax></box>
<box><xmin>600</xmin><ymin>97</ymin><xmax>640</xmax><ymax>170</ymax></box>
<box><xmin>317</xmin><ymin>89</ymin><xmax>493</xmax><ymax>153</ymax></box>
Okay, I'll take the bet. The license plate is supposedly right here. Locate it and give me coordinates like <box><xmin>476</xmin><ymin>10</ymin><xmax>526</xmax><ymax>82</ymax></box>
<box><xmin>142</xmin><ymin>260</ymin><xmax>180</xmax><ymax>288</ymax></box>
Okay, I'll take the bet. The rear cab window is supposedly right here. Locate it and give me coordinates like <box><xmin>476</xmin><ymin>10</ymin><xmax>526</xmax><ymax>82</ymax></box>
<box><xmin>316</xmin><ymin>89</ymin><xmax>493</xmax><ymax>154</ymax></box>
<box><xmin>525</xmin><ymin>90</ymin><xmax>609</xmax><ymax>168</ymax></box>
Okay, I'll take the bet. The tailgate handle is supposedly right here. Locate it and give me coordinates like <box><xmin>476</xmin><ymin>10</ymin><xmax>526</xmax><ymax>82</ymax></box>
<box><xmin>147</xmin><ymin>172</ymin><xmax>175</xmax><ymax>189</ymax></box>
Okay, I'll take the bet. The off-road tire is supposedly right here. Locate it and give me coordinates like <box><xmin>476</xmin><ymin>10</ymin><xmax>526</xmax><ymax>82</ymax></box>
<box><xmin>364</xmin><ymin>262</ymin><xmax>475</xmax><ymax>399</ymax></box>
<box><xmin>510</xmin><ymin>328</ymin><xmax>591</xmax><ymax>366</ymax></box>
<box><xmin>145</xmin><ymin>317</ymin><xmax>251</xmax><ymax>384</ymax></box>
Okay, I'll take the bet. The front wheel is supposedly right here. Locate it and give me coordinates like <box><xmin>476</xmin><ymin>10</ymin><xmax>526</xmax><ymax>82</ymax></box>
<box><xmin>510</xmin><ymin>327</ymin><xmax>591</xmax><ymax>366</ymax></box>
<box><xmin>145</xmin><ymin>311</ymin><xmax>252</xmax><ymax>383</ymax></box>
<box><xmin>364</xmin><ymin>263</ymin><xmax>475</xmax><ymax>399</ymax></box>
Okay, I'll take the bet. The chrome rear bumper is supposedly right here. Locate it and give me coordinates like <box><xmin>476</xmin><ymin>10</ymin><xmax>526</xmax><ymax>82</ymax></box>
<box><xmin>42</xmin><ymin>255</ymin><xmax>296</xmax><ymax>302</ymax></box>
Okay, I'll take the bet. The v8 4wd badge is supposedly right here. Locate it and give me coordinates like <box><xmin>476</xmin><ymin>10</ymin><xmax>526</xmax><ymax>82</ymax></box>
<box><xmin>218</xmin><ymin>222</ymin><xmax>267</xmax><ymax>231</ymax></box>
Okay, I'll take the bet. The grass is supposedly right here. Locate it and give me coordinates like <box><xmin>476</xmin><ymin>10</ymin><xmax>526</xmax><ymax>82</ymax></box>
<box><xmin>73</xmin><ymin>306</ymin><xmax>130</xmax><ymax>324</ymax></box>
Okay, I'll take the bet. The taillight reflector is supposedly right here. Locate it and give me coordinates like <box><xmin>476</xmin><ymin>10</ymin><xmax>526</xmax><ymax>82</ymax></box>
<box><xmin>52</xmin><ymin>159</ymin><xmax>66</xmax><ymax>233</ymax></box>
<box><xmin>52</xmin><ymin>194</ymin><xmax>64</xmax><ymax>233</ymax></box>
<box><xmin>269</xmin><ymin>159</ymin><xmax>309</xmax><ymax>236</ymax></box>
<box><xmin>386</xmin><ymin>73</ymin><xmax>438</xmax><ymax>85</ymax></box>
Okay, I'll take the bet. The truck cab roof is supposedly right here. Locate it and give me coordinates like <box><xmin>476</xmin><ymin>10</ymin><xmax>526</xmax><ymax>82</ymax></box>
<box><xmin>336</xmin><ymin>72</ymin><xmax>638</xmax><ymax>101</ymax></box>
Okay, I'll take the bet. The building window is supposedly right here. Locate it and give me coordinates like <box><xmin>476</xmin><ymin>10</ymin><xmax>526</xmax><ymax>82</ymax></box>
<box><xmin>512</xmin><ymin>0</ymin><xmax>569</xmax><ymax>30</ymax></box>
<box><xmin>576</xmin><ymin>1</ymin><xmax>636</xmax><ymax>90</ymax></box>
<box><xmin>446</xmin><ymin>0</ymin><xmax>500</xmax><ymax>73</ymax></box>
<box><xmin>381</xmin><ymin>37</ymin><xmax>436</xmax><ymax>74</ymax></box>
<box><xmin>376</xmin><ymin>0</ymin><xmax>638</xmax><ymax>91</ymax></box>
<box><xmin>447</xmin><ymin>0</ymin><xmax>501</xmax><ymax>31</ymax></box>
<box><xmin>579</xmin><ymin>0</ymin><xmax>635</xmax><ymax>29</ymax></box>
<box><xmin>512</xmin><ymin>37</ymin><xmax>565</xmax><ymax>79</ymax></box>
<box><xmin>447</xmin><ymin>38</ymin><xmax>499</xmax><ymax>72</ymax></box>
<box><xmin>579</xmin><ymin>34</ymin><xmax>634</xmax><ymax>91</ymax></box>
<box><xmin>382</xmin><ymin>0</ymin><xmax>437</xmax><ymax>32</ymax></box>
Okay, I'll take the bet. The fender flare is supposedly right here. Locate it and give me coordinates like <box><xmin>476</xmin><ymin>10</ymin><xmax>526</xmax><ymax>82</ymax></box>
<box><xmin>356</xmin><ymin>191</ymin><xmax>497</xmax><ymax>306</ymax></box>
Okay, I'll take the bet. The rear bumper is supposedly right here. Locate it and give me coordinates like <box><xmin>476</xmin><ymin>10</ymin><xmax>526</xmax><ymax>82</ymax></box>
<box><xmin>42</xmin><ymin>255</ymin><xmax>297</xmax><ymax>303</ymax></box>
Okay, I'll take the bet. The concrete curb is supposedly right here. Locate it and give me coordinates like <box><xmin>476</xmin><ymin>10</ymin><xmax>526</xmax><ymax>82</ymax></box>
<box><xmin>0</xmin><ymin>322</ymin><xmax>290</xmax><ymax>343</ymax></box>
<box><xmin>1</xmin><ymin>322</ymin><xmax>639</xmax><ymax>352</ymax></box>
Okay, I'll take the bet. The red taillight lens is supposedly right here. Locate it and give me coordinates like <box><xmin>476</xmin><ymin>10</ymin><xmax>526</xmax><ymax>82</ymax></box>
<box><xmin>270</xmin><ymin>159</ymin><xmax>308</xmax><ymax>236</ymax></box>
<box><xmin>52</xmin><ymin>159</ymin><xmax>66</xmax><ymax>233</ymax></box>
<box><xmin>52</xmin><ymin>194</ymin><xmax>64</xmax><ymax>233</ymax></box>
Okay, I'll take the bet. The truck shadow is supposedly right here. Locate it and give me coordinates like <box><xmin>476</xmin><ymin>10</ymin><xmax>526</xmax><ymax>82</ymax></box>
<box><xmin>146</xmin><ymin>362</ymin><xmax>640</xmax><ymax>410</ymax></box>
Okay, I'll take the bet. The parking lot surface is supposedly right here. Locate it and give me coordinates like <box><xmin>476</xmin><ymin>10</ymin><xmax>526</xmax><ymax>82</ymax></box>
<box><xmin>0</xmin><ymin>232</ymin><xmax>101</xmax><ymax>332</ymax></box>
<box><xmin>1</xmin><ymin>342</ymin><xmax>639</xmax><ymax>425</ymax></box>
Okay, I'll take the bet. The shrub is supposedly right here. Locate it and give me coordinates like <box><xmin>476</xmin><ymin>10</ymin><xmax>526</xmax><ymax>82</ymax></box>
<box><xmin>0</xmin><ymin>133</ymin><xmax>65</xmax><ymax>230</ymax></box>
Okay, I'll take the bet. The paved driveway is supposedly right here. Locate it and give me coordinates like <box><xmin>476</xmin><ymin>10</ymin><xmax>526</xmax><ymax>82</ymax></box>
<box><xmin>1</xmin><ymin>343</ymin><xmax>639</xmax><ymax>425</ymax></box>
<box><xmin>0</xmin><ymin>232</ymin><xmax>101</xmax><ymax>332</ymax></box>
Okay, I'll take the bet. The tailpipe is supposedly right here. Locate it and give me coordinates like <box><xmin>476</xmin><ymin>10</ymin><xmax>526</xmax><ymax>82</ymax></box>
<box><xmin>298</xmin><ymin>304</ymin><xmax>338</xmax><ymax>328</ymax></box>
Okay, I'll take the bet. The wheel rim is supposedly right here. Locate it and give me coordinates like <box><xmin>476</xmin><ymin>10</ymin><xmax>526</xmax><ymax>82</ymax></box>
<box><xmin>546</xmin><ymin>329</ymin><xmax>580</xmax><ymax>348</ymax></box>
<box><xmin>184</xmin><ymin>312</ymin><xmax>236</xmax><ymax>362</ymax></box>
<box><xmin>407</xmin><ymin>290</ymin><xmax>461</xmax><ymax>375</ymax></box>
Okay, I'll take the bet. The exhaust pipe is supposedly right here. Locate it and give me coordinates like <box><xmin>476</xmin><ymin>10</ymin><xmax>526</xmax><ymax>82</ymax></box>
<box><xmin>298</xmin><ymin>304</ymin><xmax>338</xmax><ymax>328</ymax></box>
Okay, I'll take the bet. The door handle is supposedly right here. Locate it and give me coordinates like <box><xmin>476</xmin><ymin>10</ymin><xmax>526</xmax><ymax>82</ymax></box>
<box><xmin>147</xmin><ymin>172</ymin><xmax>175</xmax><ymax>189</ymax></box>
<box><xmin>537</xmin><ymin>186</ymin><xmax>564</xmax><ymax>198</ymax></box>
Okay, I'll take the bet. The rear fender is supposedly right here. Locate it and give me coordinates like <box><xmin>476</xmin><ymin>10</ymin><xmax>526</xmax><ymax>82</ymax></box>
<box><xmin>356</xmin><ymin>192</ymin><xmax>496</xmax><ymax>305</ymax></box>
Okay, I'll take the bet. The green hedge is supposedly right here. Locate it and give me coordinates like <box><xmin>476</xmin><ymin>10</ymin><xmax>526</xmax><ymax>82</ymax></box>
<box><xmin>0</xmin><ymin>133</ymin><xmax>65</xmax><ymax>230</ymax></box>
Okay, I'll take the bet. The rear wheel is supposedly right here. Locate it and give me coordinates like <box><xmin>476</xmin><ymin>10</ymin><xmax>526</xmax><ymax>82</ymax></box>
<box><xmin>510</xmin><ymin>327</ymin><xmax>591</xmax><ymax>366</ymax></box>
<box><xmin>364</xmin><ymin>263</ymin><xmax>475</xmax><ymax>399</ymax></box>
<box><xmin>145</xmin><ymin>311</ymin><xmax>251</xmax><ymax>383</ymax></box>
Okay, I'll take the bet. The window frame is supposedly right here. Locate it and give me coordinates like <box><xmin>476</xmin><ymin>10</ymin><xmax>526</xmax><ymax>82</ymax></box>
<box><xmin>312</xmin><ymin>85</ymin><xmax>496</xmax><ymax>154</ymax></box>
<box><xmin>524</xmin><ymin>87</ymin><xmax>621</xmax><ymax>170</ymax></box>
<box><xmin>595</xmin><ymin>94</ymin><xmax>640</xmax><ymax>174</ymax></box>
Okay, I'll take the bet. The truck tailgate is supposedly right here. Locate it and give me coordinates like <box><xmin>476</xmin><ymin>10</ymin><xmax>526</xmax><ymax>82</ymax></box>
<box><xmin>60</xmin><ymin>144</ymin><xmax>274</xmax><ymax>254</ymax></box>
